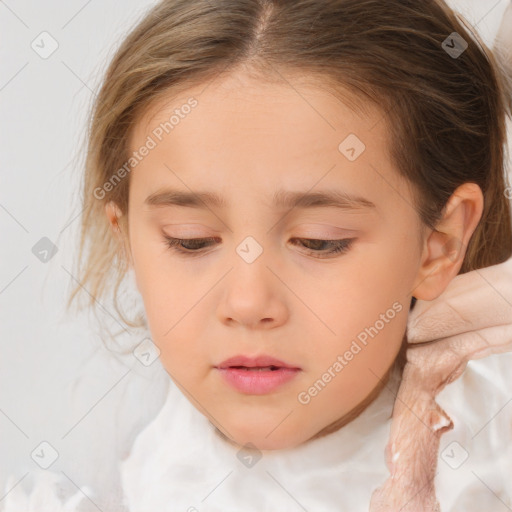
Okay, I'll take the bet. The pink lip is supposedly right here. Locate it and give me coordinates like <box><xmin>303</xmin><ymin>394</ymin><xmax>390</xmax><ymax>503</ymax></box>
<box><xmin>214</xmin><ymin>355</ymin><xmax>301</xmax><ymax>395</ymax></box>
<box><xmin>216</xmin><ymin>354</ymin><xmax>300</xmax><ymax>370</ymax></box>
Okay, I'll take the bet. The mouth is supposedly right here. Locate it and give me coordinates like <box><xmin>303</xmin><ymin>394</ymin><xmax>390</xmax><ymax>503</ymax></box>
<box><xmin>214</xmin><ymin>355</ymin><xmax>301</xmax><ymax>394</ymax></box>
<box><xmin>227</xmin><ymin>365</ymin><xmax>282</xmax><ymax>371</ymax></box>
<box><xmin>215</xmin><ymin>354</ymin><xmax>301</xmax><ymax>371</ymax></box>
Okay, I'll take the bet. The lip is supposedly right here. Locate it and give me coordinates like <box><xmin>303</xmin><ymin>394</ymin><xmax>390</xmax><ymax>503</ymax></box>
<box><xmin>214</xmin><ymin>355</ymin><xmax>302</xmax><ymax>395</ymax></box>
<box><xmin>216</xmin><ymin>355</ymin><xmax>301</xmax><ymax>370</ymax></box>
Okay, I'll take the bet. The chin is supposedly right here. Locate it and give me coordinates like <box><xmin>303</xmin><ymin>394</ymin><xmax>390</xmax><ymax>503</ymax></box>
<box><xmin>216</xmin><ymin>429</ymin><xmax>304</xmax><ymax>451</ymax></box>
<box><xmin>211</xmin><ymin>418</ymin><xmax>309</xmax><ymax>451</ymax></box>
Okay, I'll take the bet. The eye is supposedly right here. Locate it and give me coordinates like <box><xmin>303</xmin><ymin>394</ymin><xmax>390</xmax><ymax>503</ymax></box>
<box><xmin>163</xmin><ymin>235</ymin><xmax>355</xmax><ymax>258</ymax></box>
<box><xmin>163</xmin><ymin>236</ymin><xmax>219</xmax><ymax>256</ymax></box>
<box><xmin>288</xmin><ymin>237</ymin><xmax>355</xmax><ymax>258</ymax></box>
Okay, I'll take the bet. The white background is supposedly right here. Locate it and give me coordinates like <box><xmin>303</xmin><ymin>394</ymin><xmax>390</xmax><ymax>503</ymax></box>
<box><xmin>0</xmin><ymin>0</ymin><xmax>510</xmax><ymax>508</ymax></box>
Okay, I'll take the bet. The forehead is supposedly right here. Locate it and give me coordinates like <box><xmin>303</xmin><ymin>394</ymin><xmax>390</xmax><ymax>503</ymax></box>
<box><xmin>129</xmin><ymin>68</ymin><xmax>386</xmax><ymax>154</ymax></box>
<box><xmin>126</xmin><ymin>68</ymin><xmax>411</xmax><ymax>217</ymax></box>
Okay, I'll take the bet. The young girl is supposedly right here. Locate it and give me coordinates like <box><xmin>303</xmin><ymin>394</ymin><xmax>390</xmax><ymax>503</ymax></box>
<box><xmin>3</xmin><ymin>0</ymin><xmax>512</xmax><ymax>510</ymax></box>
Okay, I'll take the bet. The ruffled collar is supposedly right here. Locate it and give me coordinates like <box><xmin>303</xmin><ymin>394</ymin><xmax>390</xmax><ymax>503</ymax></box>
<box><xmin>370</xmin><ymin>255</ymin><xmax>512</xmax><ymax>511</ymax></box>
<box><xmin>119</xmin><ymin>361</ymin><xmax>399</xmax><ymax>512</ymax></box>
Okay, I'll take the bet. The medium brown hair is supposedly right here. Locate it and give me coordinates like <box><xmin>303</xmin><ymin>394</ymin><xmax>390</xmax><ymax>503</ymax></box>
<box><xmin>67</xmin><ymin>0</ymin><xmax>512</xmax><ymax>338</ymax></box>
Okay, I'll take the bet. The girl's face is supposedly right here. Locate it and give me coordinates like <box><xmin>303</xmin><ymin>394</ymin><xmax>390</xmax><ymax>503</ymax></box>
<box><xmin>124</xmin><ymin>69</ymin><xmax>426</xmax><ymax>450</ymax></box>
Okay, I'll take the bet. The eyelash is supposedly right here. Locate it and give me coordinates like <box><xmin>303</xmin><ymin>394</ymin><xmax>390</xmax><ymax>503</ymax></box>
<box><xmin>162</xmin><ymin>236</ymin><xmax>355</xmax><ymax>258</ymax></box>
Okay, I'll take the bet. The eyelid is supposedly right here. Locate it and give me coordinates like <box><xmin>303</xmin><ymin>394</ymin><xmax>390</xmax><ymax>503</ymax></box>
<box><xmin>161</xmin><ymin>224</ymin><xmax>218</xmax><ymax>236</ymax></box>
<box><xmin>292</xmin><ymin>225</ymin><xmax>359</xmax><ymax>238</ymax></box>
<box><xmin>162</xmin><ymin>234</ymin><xmax>356</xmax><ymax>259</ymax></box>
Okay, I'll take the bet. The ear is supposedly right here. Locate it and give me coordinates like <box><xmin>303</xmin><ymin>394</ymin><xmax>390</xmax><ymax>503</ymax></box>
<box><xmin>105</xmin><ymin>201</ymin><xmax>123</xmax><ymax>234</ymax></box>
<box><xmin>105</xmin><ymin>201</ymin><xmax>133</xmax><ymax>267</ymax></box>
<box><xmin>411</xmin><ymin>182</ymin><xmax>484</xmax><ymax>301</ymax></box>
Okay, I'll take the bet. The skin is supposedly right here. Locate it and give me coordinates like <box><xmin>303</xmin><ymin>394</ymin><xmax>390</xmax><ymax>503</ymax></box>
<box><xmin>106</xmin><ymin>66</ymin><xmax>483</xmax><ymax>450</ymax></box>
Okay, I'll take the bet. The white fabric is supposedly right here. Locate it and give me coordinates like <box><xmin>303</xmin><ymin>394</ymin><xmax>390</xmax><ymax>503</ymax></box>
<box><xmin>119</xmin><ymin>369</ymin><xmax>395</xmax><ymax>512</ymax></box>
<box><xmin>2</xmin><ymin>352</ymin><xmax>510</xmax><ymax>512</ymax></box>
<box><xmin>118</xmin><ymin>354</ymin><xmax>512</xmax><ymax>512</ymax></box>
<box><xmin>435</xmin><ymin>353</ymin><xmax>512</xmax><ymax>511</ymax></box>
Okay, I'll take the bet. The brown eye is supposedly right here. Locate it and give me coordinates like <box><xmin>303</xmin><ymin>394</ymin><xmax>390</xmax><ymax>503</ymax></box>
<box><xmin>163</xmin><ymin>236</ymin><xmax>219</xmax><ymax>254</ymax></box>
<box><xmin>162</xmin><ymin>235</ymin><xmax>355</xmax><ymax>259</ymax></box>
<box><xmin>289</xmin><ymin>238</ymin><xmax>355</xmax><ymax>258</ymax></box>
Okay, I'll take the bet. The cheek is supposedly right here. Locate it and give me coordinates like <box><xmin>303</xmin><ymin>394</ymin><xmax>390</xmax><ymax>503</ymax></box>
<box><xmin>129</xmin><ymin>243</ymin><xmax>209</xmax><ymax>364</ymax></box>
<box><xmin>305</xmin><ymin>304</ymin><xmax>407</xmax><ymax>417</ymax></box>
<box><xmin>346</xmin><ymin>230</ymin><xmax>420</xmax><ymax>302</ymax></box>
<box><xmin>129</xmin><ymin>217</ymin><xmax>183</xmax><ymax>295</ymax></box>
<box><xmin>307</xmin><ymin>243</ymin><xmax>411</xmax><ymax>378</ymax></box>
<box><xmin>128</xmin><ymin>225</ymin><xmax>179</xmax><ymax>332</ymax></box>
<box><xmin>316</xmin><ymin>251</ymin><xmax>411</xmax><ymax>337</ymax></box>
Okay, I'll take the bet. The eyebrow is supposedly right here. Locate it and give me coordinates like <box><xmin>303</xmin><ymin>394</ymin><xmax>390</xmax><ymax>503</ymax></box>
<box><xmin>144</xmin><ymin>188</ymin><xmax>376</xmax><ymax>212</ymax></box>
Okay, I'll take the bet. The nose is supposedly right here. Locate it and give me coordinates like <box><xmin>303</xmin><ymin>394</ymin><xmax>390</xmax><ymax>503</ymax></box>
<box><xmin>216</xmin><ymin>258</ymin><xmax>289</xmax><ymax>330</ymax></box>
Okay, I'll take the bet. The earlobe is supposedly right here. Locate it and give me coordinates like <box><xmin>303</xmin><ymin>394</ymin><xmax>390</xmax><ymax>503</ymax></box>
<box><xmin>411</xmin><ymin>231</ymin><xmax>465</xmax><ymax>301</ymax></box>
<box><xmin>105</xmin><ymin>201</ymin><xmax>133</xmax><ymax>268</ymax></box>
<box><xmin>411</xmin><ymin>182</ymin><xmax>484</xmax><ymax>301</ymax></box>
<box><xmin>105</xmin><ymin>201</ymin><xmax>123</xmax><ymax>234</ymax></box>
